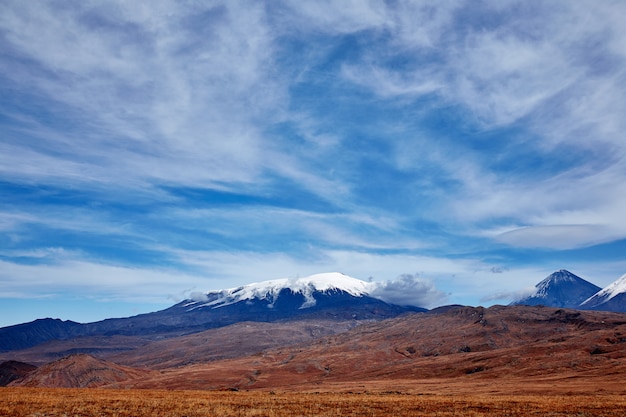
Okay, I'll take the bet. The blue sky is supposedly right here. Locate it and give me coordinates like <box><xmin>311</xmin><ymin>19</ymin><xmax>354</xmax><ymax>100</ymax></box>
<box><xmin>2</xmin><ymin>1</ymin><xmax>626</xmax><ymax>327</ymax></box>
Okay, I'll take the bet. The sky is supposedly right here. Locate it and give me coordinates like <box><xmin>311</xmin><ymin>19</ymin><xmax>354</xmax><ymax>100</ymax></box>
<box><xmin>2</xmin><ymin>1</ymin><xmax>626</xmax><ymax>327</ymax></box>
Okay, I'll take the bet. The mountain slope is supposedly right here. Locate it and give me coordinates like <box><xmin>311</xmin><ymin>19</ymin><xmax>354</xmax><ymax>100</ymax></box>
<box><xmin>580</xmin><ymin>274</ymin><xmax>626</xmax><ymax>312</ymax></box>
<box><xmin>0</xmin><ymin>334</ymin><xmax>153</xmax><ymax>366</ymax></box>
<box><xmin>107</xmin><ymin>319</ymin><xmax>358</xmax><ymax>369</ymax></box>
<box><xmin>510</xmin><ymin>269</ymin><xmax>601</xmax><ymax>308</ymax></box>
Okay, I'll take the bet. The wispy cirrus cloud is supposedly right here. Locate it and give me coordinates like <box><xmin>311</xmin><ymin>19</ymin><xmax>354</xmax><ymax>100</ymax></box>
<box><xmin>0</xmin><ymin>1</ymin><xmax>284</xmax><ymax>189</ymax></box>
<box><xmin>334</xmin><ymin>1</ymin><xmax>626</xmax><ymax>250</ymax></box>
<box><xmin>2</xmin><ymin>1</ymin><xmax>626</xmax><ymax>326</ymax></box>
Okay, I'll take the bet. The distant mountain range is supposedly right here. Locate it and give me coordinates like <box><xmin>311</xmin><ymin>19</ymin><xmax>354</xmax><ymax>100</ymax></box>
<box><xmin>3</xmin><ymin>270</ymin><xmax>626</xmax><ymax>391</ymax></box>
<box><xmin>0</xmin><ymin>273</ymin><xmax>424</xmax><ymax>354</ymax></box>
<box><xmin>3</xmin><ymin>269</ymin><xmax>626</xmax><ymax>370</ymax></box>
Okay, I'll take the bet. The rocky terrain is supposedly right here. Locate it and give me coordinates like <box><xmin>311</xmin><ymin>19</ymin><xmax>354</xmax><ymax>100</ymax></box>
<box><xmin>5</xmin><ymin>305</ymin><xmax>626</xmax><ymax>394</ymax></box>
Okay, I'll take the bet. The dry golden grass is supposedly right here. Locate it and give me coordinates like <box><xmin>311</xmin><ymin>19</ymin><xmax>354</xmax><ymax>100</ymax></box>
<box><xmin>1</xmin><ymin>387</ymin><xmax>625</xmax><ymax>417</ymax></box>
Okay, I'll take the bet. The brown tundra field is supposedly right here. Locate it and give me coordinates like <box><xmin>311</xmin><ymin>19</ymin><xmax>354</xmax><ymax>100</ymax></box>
<box><xmin>1</xmin><ymin>388</ymin><xmax>626</xmax><ymax>417</ymax></box>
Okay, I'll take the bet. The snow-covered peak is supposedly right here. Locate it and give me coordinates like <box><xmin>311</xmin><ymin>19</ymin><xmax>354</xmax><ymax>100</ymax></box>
<box><xmin>540</xmin><ymin>269</ymin><xmax>578</xmax><ymax>284</ymax></box>
<box><xmin>186</xmin><ymin>272</ymin><xmax>373</xmax><ymax>310</ymax></box>
<box><xmin>582</xmin><ymin>273</ymin><xmax>626</xmax><ymax>304</ymax></box>
<box><xmin>534</xmin><ymin>269</ymin><xmax>580</xmax><ymax>297</ymax></box>
<box><xmin>510</xmin><ymin>269</ymin><xmax>601</xmax><ymax>309</ymax></box>
<box><xmin>553</xmin><ymin>269</ymin><xmax>577</xmax><ymax>280</ymax></box>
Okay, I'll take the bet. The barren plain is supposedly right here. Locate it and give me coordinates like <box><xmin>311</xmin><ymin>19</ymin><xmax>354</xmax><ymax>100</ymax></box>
<box><xmin>2</xmin><ymin>388</ymin><xmax>626</xmax><ymax>417</ymax></box>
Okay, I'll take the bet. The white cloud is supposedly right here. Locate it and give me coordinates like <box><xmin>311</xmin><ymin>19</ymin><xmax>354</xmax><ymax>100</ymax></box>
<box><xmin>4</xmin><ymin>1</ymin><xmax>623</xmax><ymax>244</ymax></box>
<box><xmin>0</xmin><ymin>257</ymin><xmax>210</xmax><ymax>303</ymax></box>
<box><xmin>341</xmin><ymin>64</ymin><xmax>443</xmax><ymax>98</ymax></box>
<box><xmin>1</xmin><ymin>242</ymin><xmax>623</xmax><ymax>310</ymax></box>
<box><xmin>452</xmin><ymin>31</ymin><xmax>580</xmax><ymax>126</ymax></box>
<box><xmin>480</xmin><ymin>286</ymin><xmax>535</xmax><ymax>304</ymax></box>
<box><xmin>189</xmin><ymin>291</ymin><xmax>209</xmax><ymax>303</ymax></box>
<box><xmin>0</xmin><ymin>1</ymin><xmax>285</xmax><ymax>191</ymax></box>
<box><xmin>370</xmin><ymin>273</ymin><xmax>447</xmax><ymax>308</ymax></box>
<box><xmin>160</xmin><ymin>204</ymin><xmax>427</xmax><ymax>253</ymax></box>
<box><xmin>307</xmin><ymin>1</ymin><xmax>626</xmax><ymax>250</ymax></box>
<box><xmin>279</xmin><ymin>0</ymin><xmax>389</xmax><ymax>35</ymax></box>
<box><xmin>494</xmin><ymin>225</ymin><xmax>620</xmax><ymax>250</ymax></box>
<box><xmin>464</xmin><ymin>158</ymin><xmax>626</xmax><ymax>249</ymax></box>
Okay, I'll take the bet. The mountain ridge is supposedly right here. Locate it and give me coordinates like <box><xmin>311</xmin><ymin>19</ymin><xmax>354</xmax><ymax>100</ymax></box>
<box><xmin>7</xmin><ymin>305</ymin><xmax>626</xmax><ymax>393</ymax></box>
<box><xmin>5</xmin><ymin>269</ymin><xmax>626</xmax><ymax>363</ymax></box>
<box><xmin>4</xmin><ymin>266</ymin><xmax>626</xmax><ymax>391</ymax></box>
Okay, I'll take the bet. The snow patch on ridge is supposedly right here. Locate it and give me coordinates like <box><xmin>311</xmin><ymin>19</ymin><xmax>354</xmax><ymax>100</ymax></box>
<box><xmin>186</xmin><ymin>272</ymin><xmax>373</xmax><ymax>311</ymax></box>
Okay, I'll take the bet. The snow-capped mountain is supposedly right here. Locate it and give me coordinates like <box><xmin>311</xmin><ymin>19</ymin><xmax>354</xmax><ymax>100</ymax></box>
<box><xmin>510</xmin><ymin>269</ymin><xmax>601</xmax><ymax>309</ymax></box>
<box><xmin>185</xmin><ymin>272</ymin><xmax>373</xmax><ymax>310</ymax></box>
<box><xmin>580</xmin><ymin>274</ymin><xmax>626</xmax><ymax>312</ymax></box>
<box><xmin>165</xmin><ymin>272</ymin><xmax>424</xmax><ymax>324</ymax></box>
<box><xmin>0</xmin><ymin>273</ymin><xmax>425</xmax><ymax>353</ymax></box>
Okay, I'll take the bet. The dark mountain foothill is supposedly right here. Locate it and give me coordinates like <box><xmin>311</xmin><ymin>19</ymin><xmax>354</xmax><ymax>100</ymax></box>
<box><xmin>0</xmin><ymin>360</ymin><xmax>37</xmax><ymax>386</ymax></box>
<box><xmin>0</xmin><ymin>318</ymin><xmax>82</xmax><ymax>353</ymax></box>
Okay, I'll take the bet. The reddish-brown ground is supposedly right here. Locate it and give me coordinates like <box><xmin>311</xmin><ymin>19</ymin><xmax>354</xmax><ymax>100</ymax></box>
<box><xmin>107</xmin><ymin>305</ymin><xmax>626</xmax><ymax>394</ymax></box>
<box><xmin>6</xmin><ymin>305</ymin><xmax>626</xmax><ymax>396</ymax></box>
<box><xmin>2</xmin><ymin>388</ymin><xmax>626</xmax><ymax>416</ymax></box>
<box><xmin>13</xmin><ymin>354</ymin><xmax>151</xmax><ymax>388</ymax></box>
<box><xmin>108</xmin><ymin>319</ymin><xmax>357</xmax><ymax>369</ymax></box>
